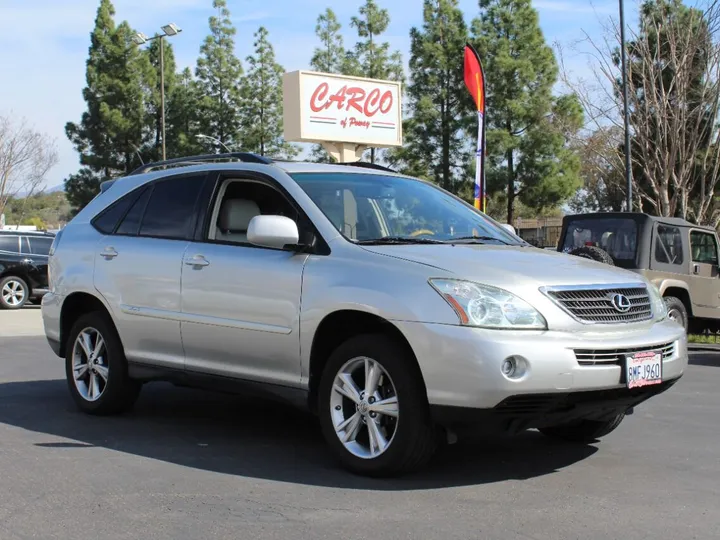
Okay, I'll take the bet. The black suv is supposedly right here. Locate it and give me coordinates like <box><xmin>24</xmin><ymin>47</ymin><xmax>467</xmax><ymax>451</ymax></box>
<box><xmin>0</xmin><ymin>230</ymin><xmax>55</xmax><ymax>309</ymax></box>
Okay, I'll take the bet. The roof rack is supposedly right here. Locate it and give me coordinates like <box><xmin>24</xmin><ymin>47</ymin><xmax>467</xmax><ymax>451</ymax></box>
<box><xmin>338</xmin><ymin>161</ymin><xmax>396</xmax><ymax>173</ymax></box>
<box><xmin>128</xmin><ymin>152</ymin><xmax>273</xmax><ymax>176</ymax></box>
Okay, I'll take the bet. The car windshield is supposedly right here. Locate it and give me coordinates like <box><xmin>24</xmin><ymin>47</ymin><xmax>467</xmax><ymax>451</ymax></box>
<box><xmin>561</xmin><ymin>218</ymin><xmax>638</xmax><ymax>263</ymax></box>
<box><xmin>290</xmin><ymin>172</ymin><xmax>521</xmax><ymax>245</ymax></box>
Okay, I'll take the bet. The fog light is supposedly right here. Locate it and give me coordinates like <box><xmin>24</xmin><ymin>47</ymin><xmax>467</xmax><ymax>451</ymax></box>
<box><xmin>501</xmin><ymin>358</ymin><xmax>516</xmax><ymax>377</ymax></box>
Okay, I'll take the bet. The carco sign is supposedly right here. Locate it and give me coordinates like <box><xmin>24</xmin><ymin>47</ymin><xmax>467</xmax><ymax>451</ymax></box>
<box><xmin>283</xmin><ymin>70</ymin><xmax>402</xmax><ymax>148</ymax></box>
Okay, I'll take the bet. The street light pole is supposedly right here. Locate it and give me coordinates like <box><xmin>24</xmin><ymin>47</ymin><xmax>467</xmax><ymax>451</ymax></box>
<box><xmin>160</xmin><ymin>35</ymin><xmax>166</xmax><ymax>160</ymax></box>
<box><xmin>198</xmin><ymin>134</ymin><xmax>232</xmax><ymax>153</ymax></box>
<box><xmin>619</xmin><ymin>0</ymin><xmax>633</xmax><ymax>212</ymax></box>
<box><xmin>134</xmin><ymin>23</ymin><xmax>182</xmax><ymax>162</ymax></box>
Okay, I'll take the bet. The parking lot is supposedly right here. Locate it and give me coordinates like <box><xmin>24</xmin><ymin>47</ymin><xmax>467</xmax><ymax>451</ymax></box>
<box><xmin>0</xmin><ymin>308</ymin><xmax>718</xmax><ymax>540</ymax></box>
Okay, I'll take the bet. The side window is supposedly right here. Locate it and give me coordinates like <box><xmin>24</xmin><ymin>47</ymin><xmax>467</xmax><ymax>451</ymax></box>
<box><xmin>28</xmin><ymin>237</ymin><xmax>54</xmax><ymax>256</ymax></box>
<box><xmin>116</xmin><ymin>187</ymin><xmax>151</xmax><ymax>236</ymax></box>
<box><xmin>654</xmin><ymin>225</ymin><xmax>684</xmax><ymax>265</ymax></box>
<box><xmin>139</xmin><ymin>174</ymin><xmax>205</xmax><ymax>240</ymax></box>
<box><xmin>0</xmin><ymin>236</ymin><xmax>19</xmax><ymax>253</ymax></box>
<box><xmin>20</xmin><ymin>237</ymin><xmax>31</xmax><ymax>254</ymax></box>
<box><xmin>93</xmin><ymin>189</ymin><xmax>144</xmax><ymax>234</ymax></box>
<box><xmin>690</xmin><ymin>231</ymin><xmax>719</xmax><ymax>265</ymax></box>
<box><xmin>210</xmin><ymin>179</ymin><xmax>299</xmax><ymax>245</ymax></box>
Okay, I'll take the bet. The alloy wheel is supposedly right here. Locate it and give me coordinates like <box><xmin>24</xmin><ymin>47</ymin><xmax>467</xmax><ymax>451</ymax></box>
<box><xmin>330</xmin><ymin>356</ymin><xmax>399</xmax><ymax>459</ymax></box>
<box><xmin>71</xmin><ymin>327</ymin><xmax>109</xmax><ymax>402</ymax></box>
<box><xmin>2</xmin><ymin>280</ymin><xmax>26</xmax><ymax>307</ymax></box>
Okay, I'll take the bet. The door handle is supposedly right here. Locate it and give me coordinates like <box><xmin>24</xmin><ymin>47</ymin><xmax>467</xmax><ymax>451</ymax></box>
<box><xmin>694</xmin><ymin>264</ymin><xmax>700</xmax><ymax>274</ymax></box>
<box><xmin>184</xmin><ymin>255</ymin><xmax>210</xmax><ymax>267</ymax></box>
<box><xmin>100</xmin><ymin>247</ymin><xmax>118</xmax><ymax>259</ymax></box>
<box><xmin>22</xmin><ymin>258</ymin><xmax>34</xmax><ymax>265</ymax></box>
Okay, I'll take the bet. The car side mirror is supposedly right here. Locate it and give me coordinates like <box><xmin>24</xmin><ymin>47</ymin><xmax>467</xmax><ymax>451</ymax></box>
<box><xmin>247</xmin><ymin>215</ymin><xmax>300</xmax><ymax>250</ymax></box>
<box><xmin>500</xmin><ymin>223</ymin><xmax>516</xmax><ymax>235</ymax></box>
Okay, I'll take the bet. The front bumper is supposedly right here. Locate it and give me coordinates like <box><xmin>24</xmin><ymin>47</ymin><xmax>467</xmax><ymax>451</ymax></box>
<box><xmin>393</xmin><ymin>318</ymin><xmax>687</xmax><ymax>411</ymax></box>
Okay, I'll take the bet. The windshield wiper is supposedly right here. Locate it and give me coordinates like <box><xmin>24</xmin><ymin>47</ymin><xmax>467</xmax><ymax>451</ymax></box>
<box><xmin>449</xmin><ymin>235</ymin><xmax>510</xmax><ymax>245</ymax></box>
<box><xmin>356</xmin><ymin>236</ymin><xmax>447</xmax><ymax>245</ymax></box>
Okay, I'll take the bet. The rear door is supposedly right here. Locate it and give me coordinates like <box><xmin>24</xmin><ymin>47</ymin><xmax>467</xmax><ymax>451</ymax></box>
<box><xmin>687</xmin><ymin>230</ymin><xmax>720</xmax><ymax>318</ymax></box>
<box><xmin>93</xmin><ymin>172</ymin><xmax>209</xmax><ymax>369</ymax></box>
<box><xmin>21</xmin><ymin>236</ymin><xmax>53</xmax><ymax>290</ymax></box>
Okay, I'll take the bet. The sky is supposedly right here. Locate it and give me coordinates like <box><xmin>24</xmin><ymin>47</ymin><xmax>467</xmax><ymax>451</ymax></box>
<box><xmin>0</xmin><ymin>0</ymin><xmax>635</xmax><ymax>189</ymax></box>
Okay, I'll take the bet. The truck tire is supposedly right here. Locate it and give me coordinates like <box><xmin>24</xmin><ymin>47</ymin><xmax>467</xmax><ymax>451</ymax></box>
<box><xmin>540</xmin><ymin>413</ymin><xmax>625</xmax><ymax>443</ymax></box>
<box><xmin>664</xmin><ymin>296</ymin><xmax>688</xmax><ymax>332</ymax></box>
<box><xmin>568</xmin><ymin>246</ymin><xmax>615</xmax><ymax>266</ymax></box>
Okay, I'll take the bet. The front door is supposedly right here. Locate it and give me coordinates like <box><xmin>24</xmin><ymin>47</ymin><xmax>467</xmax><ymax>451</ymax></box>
<box><xmin>687</xmin><ymin>230</ymin><xmax>720</xmax><ymax>318</ymax></box>
<box><xmin>180</xmin><ymin>176</ymin><xmax>308</xmax><ymax>387</ymax></box>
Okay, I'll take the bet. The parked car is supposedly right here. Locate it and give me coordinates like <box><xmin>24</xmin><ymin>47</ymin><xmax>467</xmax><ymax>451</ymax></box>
<box><xmin>42</xmin><ymin>154</ymin><xmax>687</xmax><ymax>476</ymax></box>
<box><xmin>558</xmin><ymin>212</ymin><xmax>720</xmax><ymax>332</ymax></box>
<box><xmin>0</xmin><ymin>230</ymin><xmax>55</xmax><ymax>309</ymax></box>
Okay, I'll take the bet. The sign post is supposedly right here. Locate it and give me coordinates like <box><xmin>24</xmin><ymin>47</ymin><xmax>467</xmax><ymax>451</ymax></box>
<box><xmin>283</xmin><ymin>71</ymin><xmax>402</xmax><ymax>162</ymax></box>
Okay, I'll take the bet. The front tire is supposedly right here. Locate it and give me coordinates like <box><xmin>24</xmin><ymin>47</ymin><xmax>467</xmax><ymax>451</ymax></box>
<box><xmin>65</xmin><ymin>311</ymin><xmax>141</xmax><ymax>415</ymax></box>
<box><xmin>664</xmin><ymin>296</ymin><xmax>688</xmax><ymax>332</ymax></box>
<box><xmin>0</xmin><ymin>276</ymin><xmax>29</xmax><ymax>310</ymax></box>
<box><xmin>539</xmin><ymin>413</ymin><xmax>625</xmax><ymax>443</ymax></box>
<box><xmin>318</xmin><ymin>333</ymin><xmax>436</xmax><ymax>477</ymax></box>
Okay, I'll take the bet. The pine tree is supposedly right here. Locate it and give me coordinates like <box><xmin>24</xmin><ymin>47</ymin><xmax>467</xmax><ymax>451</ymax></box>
<box><xmin>166</xmin><ymin>67</ymin><xmax>204</xmax><ymax>157</ymax></box>
<box><xmin>311</xmin><ymin>9</ymin><xmax>345</xmax><ymax>74</ymax></box>
<box><xmin>348</xmin><ymin>0</ymin><xmax>404</xmax><ymax>81</ymax></box>
<box><xmin>309</xmin><ymin>8</ymin><xmax>347</xmax><ymax>163</ymax></box>
<box><xmin>472</xmin><ymin>0</ymin><xmax>583</xmax><ymax>223</ymax></box>
<box><xmin>347</xmin><ymin>0</ymin><xmax>405</xmax><ymax>163</ymax></box>
<box><xmin>388</xmin><ymin>0</ymin><xmax>470</xmax><ymax>192</ymax></box>
<box><xmin>195</xmin><ymin>0</ymin><xmax>243</xmax><ymax>152</ymax></box>
<box><xmin>65</xmin><ymin>0</ymin><xmax>151</xmax><ymax>210</ymax></box>
<box><xmin>240</xmin><ymin>27</ymin><xmax>297</xmax><ymax>158</ymax></box>
<box><xmin>143</xmin><ymin>37</ymin><xmax>177</xmax><ymax>160</ymax></box>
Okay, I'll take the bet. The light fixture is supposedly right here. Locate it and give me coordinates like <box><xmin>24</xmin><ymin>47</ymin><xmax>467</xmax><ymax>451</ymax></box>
<box><xmin>161</xmin><ymin>23</ymin><xmax>181</xmax><ymax>36</ymax></box>
<box><xmin>133</xmin><ymin>32</ymin><xmax>149</xmax><ymax>45</ymax></box>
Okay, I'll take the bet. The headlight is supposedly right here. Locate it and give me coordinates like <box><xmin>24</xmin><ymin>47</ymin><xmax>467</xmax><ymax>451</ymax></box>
<box><xmin>647</xmin><ymin>282</ymin><xmax>667</xmax><ymax>321</ymax></box>
<box><xmin>429</xmin><ymin>279</ymin><xmax>547</xmax><ymax>329</ymax></box>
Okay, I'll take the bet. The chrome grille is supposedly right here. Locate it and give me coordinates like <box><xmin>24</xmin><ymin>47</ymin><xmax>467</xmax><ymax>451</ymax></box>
<box><xmin>574</xmin><ymin>341</ymin><xmax>675</xmax><ymax>366</ymax></box>
<box><xmin>543</xmin><ymin>285</ymin><xmax>652</xmax><ymax>324</ymax></box>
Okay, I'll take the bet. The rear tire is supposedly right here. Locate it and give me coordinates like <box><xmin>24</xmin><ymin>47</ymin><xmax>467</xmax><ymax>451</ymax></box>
<box><xmin>539</xmin><ymin>413</ymin><xmax>625</xmax><ymax>443</ymax></box>
<box><xmin>664</xmin><ymin>296</ymin><xmax>688</xmax><ymax>332</ymax></box>
<box><xmin>568</xmin><ymin>246</ymin><xmax>615</xmax><ymax>265</ymax></box>
<box><xmin>0</xmin><ymin>276</ymin><xmax>29</xmax><ymax>310</ymax></box>
<box><xmin>318</xmin><ymin>333</ymin><xmax>436</xmax><ymax>477</ymax></box>
<box><xmin>65</xmin><ymin>311</ymin><xmax>141</xmax><ymax>415</ymax></box>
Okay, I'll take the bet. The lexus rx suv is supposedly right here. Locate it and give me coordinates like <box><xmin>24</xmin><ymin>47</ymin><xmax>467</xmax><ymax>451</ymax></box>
<box><xmin>41</xmin><ymin>153</ymin><xmax>687</xmax><ymax>476</ymax></box>
<box><xmin>0</xmin><ymin>230</ymin><xmax>54</xmax><ymax>309</ymax></box>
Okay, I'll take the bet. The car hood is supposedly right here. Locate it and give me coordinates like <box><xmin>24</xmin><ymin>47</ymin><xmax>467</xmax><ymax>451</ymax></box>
<box><xmin>360</xmin><ymin>244</ymin><xmax>645</xmax><ymax>289</ymax></box>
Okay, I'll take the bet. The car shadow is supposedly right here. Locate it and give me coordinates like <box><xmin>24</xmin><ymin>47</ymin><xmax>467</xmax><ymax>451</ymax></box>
<box><xmin>0</xmin><ymin>379</ymin><xmax>598</xmax><ymax>490</ymax></box>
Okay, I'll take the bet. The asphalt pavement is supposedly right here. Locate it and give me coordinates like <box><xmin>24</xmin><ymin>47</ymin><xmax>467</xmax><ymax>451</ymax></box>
<box><xmin>0</xmin><ymin>308</ymin><xmax>718</xmax><ymax>539</ymax></box>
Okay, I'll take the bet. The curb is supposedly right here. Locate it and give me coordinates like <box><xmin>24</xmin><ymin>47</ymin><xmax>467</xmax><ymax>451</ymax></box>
<box><xmin>688</xmin><ymin>344</ymin><xmax>720</xmax><ymax>352</ymax></box>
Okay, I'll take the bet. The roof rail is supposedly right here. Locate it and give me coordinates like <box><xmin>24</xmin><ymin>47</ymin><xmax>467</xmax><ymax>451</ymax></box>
<box><xmin>128</xmin><ymin>152</ymin><xmax>273</xmax><ymax>176</ymax></box>
<box><xmin>338</xmin><ymin>161</ymin><xmax>396</xmax><ymax>173</ymax></box>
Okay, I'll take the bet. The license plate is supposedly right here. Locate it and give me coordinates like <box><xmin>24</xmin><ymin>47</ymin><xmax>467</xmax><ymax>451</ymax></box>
<box><xmin>625</xmin><ymin>351</ymin><xmax>663</xmax><ymax>389</ymax></box>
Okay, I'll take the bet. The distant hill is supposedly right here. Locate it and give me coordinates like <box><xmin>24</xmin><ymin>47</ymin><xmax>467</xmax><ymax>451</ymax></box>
<box><xmin>46</xmin><ymin>184</ymin><xmax>65</xmax><ymax>193</ymax></box>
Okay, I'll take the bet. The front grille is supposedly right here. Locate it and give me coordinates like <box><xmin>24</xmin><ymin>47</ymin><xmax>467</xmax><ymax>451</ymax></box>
<box><xmin>574</xmin><ymin>341</ymin><xmax>675</xmax><ymax>366</ymax></box>
<box><xmin>543</xmin><ymin>285</ymin><xmax>652</xmax><ymax>324</ymax></box>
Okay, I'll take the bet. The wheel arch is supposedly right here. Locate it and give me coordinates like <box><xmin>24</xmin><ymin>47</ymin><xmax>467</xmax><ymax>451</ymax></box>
<box><xmin>307</xmin><ymin>309</ymin><xmax>428</xmax><ymax>414</ymax></box>
<box><xmin>59</xmin><ymin>292</ymin><xmax>117</xmax><ymax>358</ymax></box>
<box><xmin>656</xmin><ymin>280</ymin><xmax>693</xmax><ymax>317</ymax></box>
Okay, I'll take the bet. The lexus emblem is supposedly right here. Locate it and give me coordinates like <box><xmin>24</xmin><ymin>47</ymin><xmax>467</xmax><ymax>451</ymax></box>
<box><xmin>610</xmin><ymin>293</ymin><xmax>632</xmax><ymax>313</ymax></box>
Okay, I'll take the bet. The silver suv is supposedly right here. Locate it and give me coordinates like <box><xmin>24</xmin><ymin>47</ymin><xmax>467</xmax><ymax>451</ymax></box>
<box><xmin>42</xmin><ymin>153</ymin><xmax>687</xmax><ymax>476</ymax></box>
